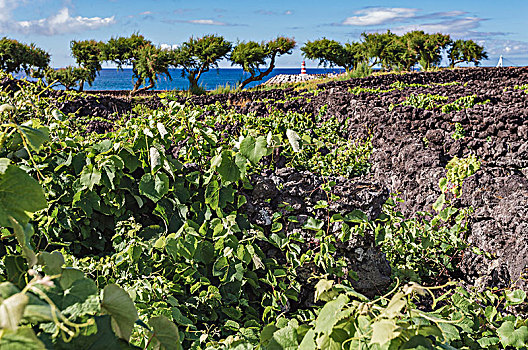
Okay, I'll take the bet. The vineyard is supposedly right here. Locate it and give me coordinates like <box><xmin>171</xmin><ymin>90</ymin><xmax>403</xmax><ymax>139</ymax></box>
<box><xmin>1</xmin><ymin>66</ymin><xmax>528</xmax><ymax>349</ymax></box>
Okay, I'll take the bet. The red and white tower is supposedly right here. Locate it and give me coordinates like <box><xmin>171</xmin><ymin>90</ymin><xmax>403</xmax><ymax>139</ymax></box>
<box><xmin>300</xmin><ymin>61</ymin><xmax>307</xmax><ymax>75</ymax></box>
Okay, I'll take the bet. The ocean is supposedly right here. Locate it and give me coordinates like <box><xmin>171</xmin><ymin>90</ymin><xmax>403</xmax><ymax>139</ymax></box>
<box><xmin>80</xmin><ymin>68</ymin><xmax>345</xmax><ymax>91</ymax></box>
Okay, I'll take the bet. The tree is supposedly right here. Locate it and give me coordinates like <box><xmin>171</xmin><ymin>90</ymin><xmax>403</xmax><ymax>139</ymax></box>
<box><xmin>0</xmin><ymin>37</ymin><xmax>50</xmax><ymax>76</ymax></box>
<box><xmin>132</xmin><ymin>45</ymin><xmax>172</xmax><ymax>93</ymax></box>
<box><xmin>361</xmin><ymin>31</ymin><xmax>398</xmax><ymax>70</ymax></box>
<box><xmin>301</xmin><ymin>38</ymin><xmax>355</xmax><ymax>71</ymax></box>
<box><xmin>231</xmin><ymin>37</ymin><xmax>295</xmax><ymax>90</ymax></box>
<box><xmin>417</xmin><ymin>33</ymin><xmax>451</xmax><ymax>70</ymax></box>
<box><xmin>44</xmin><ymin>66</ymin><xmax>90</xmax><ymax>91</ymax></box>
<box><xmin>171</xmin><ymin>34</ymin><xmax>232</xmax><ymax>92</ymax></box>
<box><xmin>448</xmin><ymin>39</ymin><xmax>488</xmax><ymax>67</ymax></box>
<box><xmin>70</xmin><ymin>40</ymin><xmax>105</xmax><ymax>91</ymax></box>
<box><xmin>343</xmin><ymin>42</ymin><xmax>367</xmax><ymax>70</ymax></box>
<box><xmin>102</xmin><ymin>34</ymin><xmax>171</xmax><ymax>94</ymax></box>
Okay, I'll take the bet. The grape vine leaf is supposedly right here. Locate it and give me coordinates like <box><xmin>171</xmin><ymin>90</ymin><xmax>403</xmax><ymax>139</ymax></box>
<box><xmin>17</xmin><ymin>124</ymin><xmax>50</xmax><ymax>152</ymax></box>
<box><xmin>215</xmin><ymin>151</ymin><xmax>240</xmax><ymax>182</ymax></box>
<box><xmin>0</xmin><ymin>159</ymin><xmax>47</xmax><ymax>228</ymax></box>
<box><xmin>0</xmin><ymin>292</ymin><xmax>28</xmax><ymax>330</ymax></box>
<box><xmin>0</xmin><ymin>327</ymin><xmax>45</xmax><ymax>349</ymax></box>
<box><xmin>240</xmin><ymin>135</ymin><xmax>268</xmax><ymax>165</ymax></box>
<box><xmin>370</xmin><ymin>319</ymin><xmax>399</xmax><ymax>346</ymax></box>
<box><xmin>149</xmin><ymin>315</ymin><xmax>183</xmax><ymax>350</ymax></box>
<box><xmin>139</xmin><ymin>173</ymin><xmax>169</xmax><ymax>203</ymax></box>
<box><xmin>497</xmin><ymin>321</ymin><xmax>528</xmax><ymax>348</ymax></box>
<box><xmin>314</xmin><ymin>294</ymin><xmax>348</xmax><ymax>335</ymax></box>
<box><xmin>79</xmin><ymin>164</ymin><xmax>102</xmax><ymax>191</ymax></box>
<box><xmin>101</xmin><ymin>284</ymin><xmax>138</xmax><ymax>341</ymax></box>
<box><xmin>286</xmin><ymin>129</ymin><xmax>301</xmax><ymax>152</ymax></box>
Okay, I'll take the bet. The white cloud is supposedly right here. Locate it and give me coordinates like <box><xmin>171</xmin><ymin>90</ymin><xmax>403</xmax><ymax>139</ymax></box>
<box><xmin>187</xmin><ymin>19</ymin><xmax>226</xmax><ymax>26</ymax></box>
<box><xmin>392</xmin><ymin>17</ymin><xmax>484</xmax><ymax>35</ymax></box>
<box><xmin>11</xmin><ymin>8</ymin><xmax>115</xmax><ymax>35</ymax></box>
<box><xmin>160</xmin><ymin>43</ymin><xmax>179</xmax><ymax>50</ymax></box>
<box><xmin>482</xmin><ymin>39</ymin><xmax>528</xmax><ymax>57</ymax></box>
<box><xmin>0</xmin><ymin>4</ymin><xmax>115</xmax><ymax>36</ymax></box>
<box><xmin>284</xmin><ymin>10</ymin><xmax>293</xmax><ymax>15</ymax></box>
<box><xmin>140</xmin><ymin>11</ymin><xmax>152</xmax><ymax>15</ymax></box>
<box><xmin>342</xmin><ymin>7</ymin><xmax>418</xmax><ymax>26</ymax></box>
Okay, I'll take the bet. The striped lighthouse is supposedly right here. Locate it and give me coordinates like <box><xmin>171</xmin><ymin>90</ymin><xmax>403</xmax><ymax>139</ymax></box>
<box><xmin>300</xmin><ymin>61</ymin><xmax>307</xmax><ymax>75</ymax></box>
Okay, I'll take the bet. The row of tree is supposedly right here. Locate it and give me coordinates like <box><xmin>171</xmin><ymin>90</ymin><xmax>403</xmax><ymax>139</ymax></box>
<box><xmin>0</xmin><ymin>32</ymin><xmax>487</xmax><ymax>93</ymax></box>
<box><xmin>302</xmin><ymin>31</ymin><xmax>488</xmax><ymax>72</ymax></box>
<box><xmin>0</xmin><ymin>35</ymin><xmax>295</xmax><ymax>93</ymax></box>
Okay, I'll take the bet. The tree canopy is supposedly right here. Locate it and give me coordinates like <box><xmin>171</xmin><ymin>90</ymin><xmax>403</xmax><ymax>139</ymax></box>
<box><xmin>231</xmin><ymin>37</ymin><xmax>295</xmax><ymax>90</ymax></box>
<box><xmin>70</xmin><ymin>40</ymin><xmax>105</xmax><ymax>91</ymax></box>
<box><xmin>102</xmin><ymin>34</ymin><xmax>171</xmax><ymax>95</ymax></box>
<box><xmin>301</xmin><ymin>38</ymin><xmax>357</xmax><ymax>71</ymax></box>
<box><xmin>448</xmin><ymin>39</ymin><xmax>488</xmax><ymax>67</ymax></box>
<box><xmin>0</xmin><ymin>37</ymin><xmax>50</xmax><ymax>76</ymax></box>
<box><xmin>171</xmin><ymin>34</ymin><xmax>232</xmax><ymax>92</ymax></box>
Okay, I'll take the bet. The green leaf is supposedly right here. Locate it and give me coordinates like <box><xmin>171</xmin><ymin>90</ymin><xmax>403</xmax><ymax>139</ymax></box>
<box><xmin>343</xmin><ymin>210</ymin><xmax>368</xmax><ymax>223</ymax></box>
<box><xmin>215</xmin><ymin>151</ymin><xmax>240</xmax><ymax>182</ymax></box>
<box><xmin>0</xmin><ymin>159</ymin><xmax>47</xmax><ymax>228</ymax></box>
<box><xmin>314</xmin><ymin>279</ymin><xmax>334</xmax><ymax>302</ymax></box>
<box><xmin>17</xmin><ymin>124</ymin><xmax>49</xmax><ymax>152</ymax></box>
<box><xmin>303</xmin><ymin>217</ymin><xmax>324</xmax><ymax>231</ymax></box>
<box><xmin>286</xmin><ymin>129</ymin><xmax>301</xmax><ymax>152</ymax></box>
<box><xmin>240</xmin><ymin>135</ymin><xmax>268</xmax><ymax>164</ymax></box>
<box><xmin>0</xmin><ymin>327</ymin><xmax>45</xmax><ymax>349</ymax></box>
<box><xmin>59</xmin><ymin>315</ymin><xmax>129</xmax><ymax>350</ymax></box>
<box><xmin>37</xmin><ymin>251</ymin><xmax>64</xmax><ymax>275</ymax></box>
<box><xmin>370</xmin><ymin>319</ymin><xmax>400</xmax><ymax>346</ymax></box>
<box><xmin>101</xmin><ymin>284</ymin><xmax>138</xmax><ymax>341</ymax></box>
<box><xmin>299</xmin><ymin>329</ymin><xmax>317</xmax><ymax>350</ymax></box>
<box><xmin>401</xmin><ymin>335</ymin><xmax>433</xmax><ymax>349</ymax></box>
<box><xmin>93</xmin><ymin>139</ymin><xmax>113</xmax><ymax>153</ymax></box>
<box><xmin>497</xmin><ymin>321</ymin><xmax>528</xmax><ymax>348</ymax></box>
<box><xmin>11</xmin><ymin>221</ymin><xmax>37</xmax><ymax>266</ymax></box>
<box><xmin>149</xmin><ymin>316</ymin><xmax>183</xmax><ymax>350</ymax></box>
<box><xmin>150</xmin><ymin>146</ymin><xmax>163</xmax><ymax>173</ymax></box>
<box><xmin>139</xmin><ymin>173</ymin><xmax>169</xmax><ymax>203</ymax></box>
<box><xmin>477</xmin><ymin>337</ymin><xmax>500</xmax><ymax>347</ymax></box>
<box><xmin>59</xmin><ymin>268</ymin><xmax>85</xmax><ymax>290</ymax></box>
<box><xmin>268</xmin><ymin>325</ymin><xmax>299</xmax><ymax>350</ymax></box>
<box><xmin>205</xmin><ymin>180</ymin><xmax>220</xmax><ymax>210</ymax></box>
<box><xmin>505</xmin><ymin>289</ymin><xmax>526</xmax><ymax>306</ymax></box>
<box><xmin>432</xmin><ymin>193</ymin><xmax>446</xmax><ymax>212</ymax></box>
<box><xmin>171</xmin><ymin>307</ymin><xmax>194</xmax><ymax>327</ymax></box>
<box><xmin>314</xmin><ymin>294</ymin><xmax>348</xmax><ymax>335</ymax></box>
<box><xmin>381</xmin><ymin>292</ymin><xmax>406</xmax><ymax>318</ymax></box>
<box><xmin>79</xmin><ymin>164</ymin><xmax>102</xmax><ymax>191</ymax></box>
<box><xmin>0</xmin><ymin>292</ymin><xmax>28</xmax><ymax>330</ymax></box>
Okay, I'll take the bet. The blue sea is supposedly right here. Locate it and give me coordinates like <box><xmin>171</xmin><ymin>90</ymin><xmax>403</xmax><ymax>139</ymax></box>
<box><xmin>79</xmin><ymin>68</ymin><xmax>345</xmax><ymax>91</ymax></box>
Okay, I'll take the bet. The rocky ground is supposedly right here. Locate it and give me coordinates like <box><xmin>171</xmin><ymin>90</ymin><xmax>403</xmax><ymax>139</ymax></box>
<box><xmin>3</xmin><ymin>67</ymin><xmax>527</xmax><ymax>292</ymax></box>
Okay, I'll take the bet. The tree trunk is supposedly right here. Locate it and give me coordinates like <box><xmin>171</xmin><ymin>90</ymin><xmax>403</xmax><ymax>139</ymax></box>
<box><xmin>238</xmin><ymin>54</ymin><xmax>277</xmax><ymax>90</ymax></box>
<box><xmin>130</xmin><ymin>79</ymin><xmax>143</xmax><ymax>96</ymax></box>
<box><xmin>131</xmin><ymin>80</ymin><xmax>155</xmax><ymax>96</ymax></box>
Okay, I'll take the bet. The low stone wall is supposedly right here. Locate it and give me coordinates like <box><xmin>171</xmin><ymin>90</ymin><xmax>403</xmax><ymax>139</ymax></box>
<box><xmin>264</xmin><ymin>73</ymin><xmax>341</xmax><ymax>85</ymax></box>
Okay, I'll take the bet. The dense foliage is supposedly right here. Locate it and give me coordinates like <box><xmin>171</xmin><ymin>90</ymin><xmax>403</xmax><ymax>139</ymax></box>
<box><xmin>0</xmin><ymin>37</ymin><xmax>50</xmax><ymax>76</ymax></box>
<box><xmin>231</xmin><ymin>37</ymin><xmax>296</xmax><ymax>90</ymax></box>
<box><xmin>70</xmin><ymin>40</ymin><xmax>106</xmax><ymax>91</ymax></box>
<box><xmin>0</xmin><ymin>31</ymin><xmax>489</xmax><ymax>94</ymax></box>
<box><xmin>171</xmin><ymin>35</ymin><xmax>232</xmax><ymax>93</ymax></box>
<box><xmin>0</xmin><ymin>68</ymin><xmax>526</xmax><ymax>349</ymax></box>
<box><xmin>302</xmin><ymin>31</ymin><xmax>487</xmax><ymax>71</ymax></box>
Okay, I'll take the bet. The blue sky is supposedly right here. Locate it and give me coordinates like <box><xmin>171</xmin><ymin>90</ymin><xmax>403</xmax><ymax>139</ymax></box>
<box><xmin>1</xmin><ymin>0</ymin><xmax>527</xmax><ymax>68</ymax></box>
